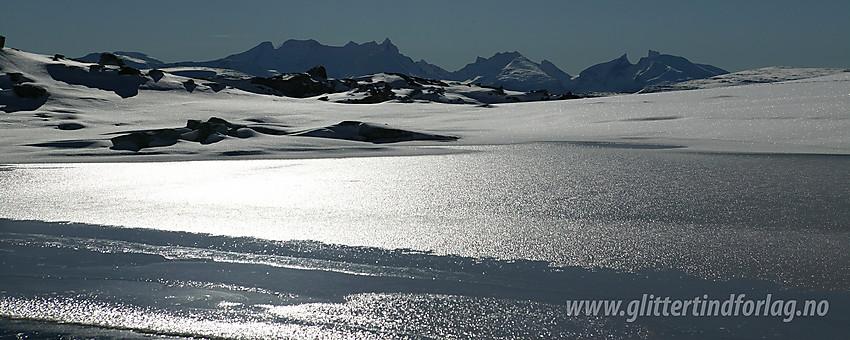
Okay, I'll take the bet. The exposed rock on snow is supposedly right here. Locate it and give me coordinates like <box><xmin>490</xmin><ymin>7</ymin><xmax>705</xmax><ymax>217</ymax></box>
<box><xmin>57</xmin><ymin>122</ymin><xmax>85</xmax><ymax>130</ymax></box>
<box><xmin>78</xmin><ymin>51</ymin><xmax>166</xmax><ymax>70</ymax></box>
<box><xmin>147</xmin><ymin>39</ymin><xmax>726</xmax><ymax>94</ymax></box>
<box><xmin>12</xmin><ymin>83</ymin><xmax>47</xmax><ymax>98</ymax></box>
<box><xmin>1</xmin><ymin>69</ymin><xmax>49</xmax><ymax>112</ymax></box>
<box><xmin>110</xmin><ymin>117</ymin><xmax>263</xmax><ymax>151</ymax></box>
<box><xmin>249</xmin><ymin>72</ymin><xmax>337</xmax><ymax>98</ymax></box>
<box><xmin>3</xmin><ymin>47</ymin><xmax>847</xmax><ymax>161</ymax></box>
<box><xmin>202</xmin><ymin>66</ymin><xmax>578</xmax><ymax>104</ymax></box>
<box><xmin>46</xmin><ymin>63</ymin><xmax>148</xmax><ymax>98</ymax></box>
<box><xmin>307</xmin><ymin>65</ymin><xmax>327</xmax><ymax>79</ymax></box>
<box><xmin>111</xmin><ymin>129</ymin><xmax>182</xmax><ymax>151</ymax></box>
<box><xmin>295</xmin><ymin>121</ymin><xmax>458</xmax><ymax>144</ymax></box>
<box><xmin>97</xmin><ymin>53</ymin><xmax>125</xmax><ymax>67</ymax></box>
<box><xmin>109</xmin><ymin>117</ymin><xmax>457</xmax><ymax>151</ymax></box>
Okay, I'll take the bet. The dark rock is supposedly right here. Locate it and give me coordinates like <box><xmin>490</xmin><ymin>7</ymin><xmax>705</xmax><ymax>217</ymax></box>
<box><xmin>110</xmin><ymin>129</ymin><xmax>180</xmax><ymax>151</ymax></box>
<box><xmin>204</xmin><ymin>82</ymin><xmax>225</xmax><ymax>92</ymax></box>
<box><xmin>117</xmin><ymin>66</ymin><xmax>141</xmax><ymax>75</ymax></box>
<box><xmin>307</xmin><ymin>65</ymin><xmax>327</xmax><ymax>79</ymax></box>
<box><xmin>207</xmin><ymin>117</ymin><xmax>244</xmax><ymax>129</ymax></box>
<box><xmin>530</xmin><ymin>89</ymin><xmax>549</xmax><ymax>96</ymax></box>
<box><xmin>0</xmin><ymin>35</ymin><xmax>5</xmax><ymax>49</ymax></box>
<box><xmin>183</xmin><ymin>79</ymin><xmax>197</xmax><ymax>92</ymax></box>
<box><xmin>298</xmin><ymin>121</ymin><xmax>458</xmax><ymax>143</ymax></box>
<box><xmin>250</xmin><ymin>73</ymin><xmax>335</xmax><ymax>98</ymax></box>
<box><xmin>111</xmin><ymin>132</ymin><xmax>151</xmax><ymax>151</ymax></box>
<box><xmin>57</xmin><ymin>122</ymin><xmax>85</xmax><ymax>130</ymax></box>
<box><xmin>344</xmin><ymin>83</ymin><xmax>396</xmax><ymax>104</ymax></box>
<box><xmin>358</xmin><ymin>123</ymin><xmax>413</xmax><ymax>141</ymax></box>
<box><xmin>47</xmin><ymin>63</ymin><xmax>146</xmax><ymax>98</ymax></box>
<box><xmin>12</xmin><ymin>84</ymin><xmax>47</xmax><ymax>98</ymax></box>
<box><xmin>148</xmin><ymin>69</ymin><xmax>164</xmax><ymax>82</ymax></box>
<box><xmin>186</xmin><ymin>119</ymin><xmax>202</xmax><ymax>130</ymax></box>
<box><xmin>53</xmin><ymin>54</ymin><xmax>65</xmax><ymax>61</ymax></box>
<box><xmin>180</xmin><ymin>117</ymin><xmax>246</xmax><ymax>143</ymax></box>
<box><xmin>560</xmin><ymin>91</ymin><xmax>581</xmax><ymax>100</ymax></box>
<box><xmin>98</xmin><ymin>53</ymin><xmax>125</xmax><ymax>67</ymax></box>
<box><xmin>7</xmin><ymin>72</ymin><xmax>24</xmax><ymax>83</ymax></box>
<box><xmin>148</xmin><ymin>129</ymin><xmax>182</xmax><ymax>147</ymax></box>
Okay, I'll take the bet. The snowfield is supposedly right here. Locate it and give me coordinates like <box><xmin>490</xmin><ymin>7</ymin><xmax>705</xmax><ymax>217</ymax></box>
<box><xmin>3</xmin><ymin>46</ymin><xmax>850</xmax><ymax>339</ymax></box>
<box><xmin>1</xmin><ymin>47</ymin><xmax>849</xmax><ymax>163</ymax></box>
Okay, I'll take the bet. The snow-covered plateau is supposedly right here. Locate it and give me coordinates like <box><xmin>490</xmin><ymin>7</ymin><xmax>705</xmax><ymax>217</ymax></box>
<box><xmin>2</xmin><ymin>47</ymin><xmax>849</xmax><ymax>163</ymax></box>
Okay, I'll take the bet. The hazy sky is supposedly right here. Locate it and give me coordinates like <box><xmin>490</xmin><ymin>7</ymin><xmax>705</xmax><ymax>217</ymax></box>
<box><xmin>2</xmin><ymin>0</ymin><xmax>848</xmax><ymax>74</ymax></box>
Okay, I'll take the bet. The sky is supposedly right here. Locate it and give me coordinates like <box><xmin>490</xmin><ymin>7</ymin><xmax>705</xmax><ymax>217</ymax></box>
<box><xmin>2</xmin><ymin>0</ymin><xmax>849</xmax><ymax>74</ymax></box>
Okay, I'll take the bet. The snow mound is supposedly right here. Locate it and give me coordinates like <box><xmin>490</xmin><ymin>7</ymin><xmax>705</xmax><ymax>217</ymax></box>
<box><xmin>295</xmin><ymin>121</ymin><xmax>458</xmax><ymax>144</ymax></box>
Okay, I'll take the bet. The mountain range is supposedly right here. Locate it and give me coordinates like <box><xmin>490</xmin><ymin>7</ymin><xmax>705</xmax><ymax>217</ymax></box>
<box><xmin>79</xmin><ymin>39</ymin><xmax>728</xmax><ymax>94</ymax></box>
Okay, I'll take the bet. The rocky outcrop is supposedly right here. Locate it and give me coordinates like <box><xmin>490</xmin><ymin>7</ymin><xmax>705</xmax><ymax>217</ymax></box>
<box><xmin>98</xmin><ymin>53</ymin><xmax>125</xmax><ymax>67</ymax></box>
<box><xmin>46</xmin><ymin>63</ymin><xmax>148</xmax><ymax>98</ymax></box>
<box><xmin>307</xmin><ymin>65</ymin><xmax>327</xmax><ymax>79</ymax></box>
<box><xmin>110</xmin><ymin>117</ymin><xmax>268</xmax><ymax>151</ymax></box>
<box><xmin>110</xmin><ymin>129</ymin><xmax>182</xmax><ymax>151</ymax></box>
<box><xmin>249</xmin><ymin>72</ymin><xmax>336</xmax><ymax>98</ymax></box>
<box><xmin>110</xmin><ymin>118</ymin><xmax>459</xmax><ymax>151</ymax></box>
<box><xmin>295</xmin><ymin>121</ymin><xmax>458</xmax><ymax>144</ymax></box>
<box><xmin>12</xmin><ymin>83</ymin><xmax>47</xmax><ymax>98</ymax></box>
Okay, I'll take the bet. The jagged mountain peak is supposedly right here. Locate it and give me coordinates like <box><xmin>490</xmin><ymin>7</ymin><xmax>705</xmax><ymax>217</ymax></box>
<box><xmin>450</xmin><ymin>51</ymin><xmax>572</xmax><ymax>93</ymax></box>
<box><xmin>243</xmin><ymin>41</ymin><xmax>275</xmax><ymax>55</ymax></box>
<box><xmin>379</xmin><ymin>38</ymin><xmax>398</xmax><ymax>53</ymax></box>
<box><xmin>100</xmin><ymin>39</ymin><xmax>726</xmax><ymax>95</ymax></box>
<box><xmin>255</xmin><ymin>41</ymin><xmax>274</xmax><ymax>49</ymax></box>
<box><xmin>571</xmin><ymin>50</ymin><xmax>728</xmax><ymax>93</ymax></box>
<box><xmin>175</xmin><ymin>38</ymin><xmax>448</xmax><ymax>80</ymax></box>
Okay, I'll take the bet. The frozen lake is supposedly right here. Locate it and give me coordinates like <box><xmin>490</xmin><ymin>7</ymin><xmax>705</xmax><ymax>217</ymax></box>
<box><xmin>3</xmin><ymin>143</ymin><xmax>848</xmax><ymax>288</ymax></box>
<box><xmin>2</xmin><ymin>143</ymin><xmax>849</xmax><ymax>338</ymax></box>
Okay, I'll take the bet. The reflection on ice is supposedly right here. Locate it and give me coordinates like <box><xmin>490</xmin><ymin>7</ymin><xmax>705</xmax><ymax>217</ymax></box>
<box><xmin>3</xmin><ymin>219</ymin><xmax>847</xmax><ymax>339</ymax></box>
<box><xmin>2</xmin><ymin>143</ymin><xmax>850</xmax><ymax>338</ymax></box>
<box><xmin>1</xmin><ymin>144</ymin><xmax>848</xmax><ymax>289</ymax></box>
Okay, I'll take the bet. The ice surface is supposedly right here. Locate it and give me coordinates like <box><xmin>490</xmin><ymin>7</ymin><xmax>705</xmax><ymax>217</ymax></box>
<box><xmin>2</xmin><ymin>219</ymin><xmax>848</xmax><ymax>339</ymax></box>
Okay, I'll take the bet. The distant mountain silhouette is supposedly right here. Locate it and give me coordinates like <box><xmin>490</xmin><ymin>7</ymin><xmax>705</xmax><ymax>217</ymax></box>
<box><xmin>78</xmin><ymin>51</ymin><xmax>166</xmax><ymax>70</ymax></box>
<box><xmin>81</xmin><ymin>40</ymin><xmax>728</xmax><ymax>94</ymax></box>
<box><xmin>450</xmin><ymin>52</ymin><xmax>570</xmax><ymax>93</ymax></box>
<box><xmin>570</xmin><ymin>50</ymin><xmax>728</xmax><ymax>93</ymax></box>
<box><xmin>170</xmin><ymin>38</ymin><xmax>450</xmax><ymax>80</ymax></box>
